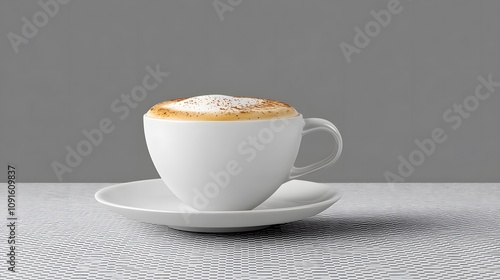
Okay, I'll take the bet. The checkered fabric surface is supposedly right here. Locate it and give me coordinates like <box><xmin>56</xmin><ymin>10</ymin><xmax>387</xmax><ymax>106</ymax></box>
<box><xmin>1</xmin><ymin>182</ymin><xmax>499</xmax><ymax>280</ymax></box>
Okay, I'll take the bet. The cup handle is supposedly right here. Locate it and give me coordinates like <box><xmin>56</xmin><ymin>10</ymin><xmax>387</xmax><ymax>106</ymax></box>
<box><xmin>289</xmin><ymin>118</ymin><xmax>343</xmax><ymax>180</ymax></box>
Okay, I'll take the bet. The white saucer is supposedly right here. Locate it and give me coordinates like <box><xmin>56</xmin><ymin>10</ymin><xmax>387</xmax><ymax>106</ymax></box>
<box><xmin>95</xmin><ymin>179</ymin><xmax>342</xmax><ymax>233</ymax></box>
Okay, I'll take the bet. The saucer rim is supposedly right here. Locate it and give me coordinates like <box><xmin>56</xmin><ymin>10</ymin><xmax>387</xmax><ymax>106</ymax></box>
<box><xmin>94</xmin><ymin>178</ymin><xmax>342</xmax><ymax>215</ymax></box>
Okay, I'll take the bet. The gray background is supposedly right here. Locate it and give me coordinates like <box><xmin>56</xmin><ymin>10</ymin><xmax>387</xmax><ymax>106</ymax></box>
<box><xmin>1</xmin><ymin>0</ymin><xmax>499</xmax><ymax>183</ymax></box>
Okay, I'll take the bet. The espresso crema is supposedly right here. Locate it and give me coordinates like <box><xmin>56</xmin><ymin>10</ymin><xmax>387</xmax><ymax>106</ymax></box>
<box><xmin>146</xmin><ymin>95</ymin><xmax>298</xmax><ymax>121</ymax></box>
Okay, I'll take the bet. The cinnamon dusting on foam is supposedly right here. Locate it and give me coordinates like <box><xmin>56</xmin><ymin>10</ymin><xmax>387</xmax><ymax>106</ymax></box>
<box><xmin>146</xmin><ymin>95</ymin><xmax>298</xmax><ymax>121</ymax></box>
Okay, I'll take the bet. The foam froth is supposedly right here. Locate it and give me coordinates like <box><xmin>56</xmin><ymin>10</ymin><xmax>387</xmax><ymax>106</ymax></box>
<box><xmin>146</xmin><ymin>95</ymin><xmax>298</xmax><ymax>120</ymax></box>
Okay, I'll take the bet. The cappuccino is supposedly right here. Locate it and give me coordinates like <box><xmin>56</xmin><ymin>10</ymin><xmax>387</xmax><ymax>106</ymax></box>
<box><xmin>146</xmin><ymin>95</ymin><xmax>298</xmax><ymax>121</ymax></box>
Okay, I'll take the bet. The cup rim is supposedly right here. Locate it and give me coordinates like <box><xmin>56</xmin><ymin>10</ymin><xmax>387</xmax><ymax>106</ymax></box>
<box><xmin>143</xmin><ymin>113</ymin><xmax>303</xmax><ymax>123</ymax></box>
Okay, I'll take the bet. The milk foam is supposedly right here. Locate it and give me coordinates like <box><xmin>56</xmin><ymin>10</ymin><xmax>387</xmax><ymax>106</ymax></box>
<box><xmin>163</xmin><ymin>95</ymin><xmax>263</xmax><ymax>113</ymax></box>
<box><xmin>147</xmin><ymin>94</ymin><xmax>298</xmax><ymax>120</ymax></box>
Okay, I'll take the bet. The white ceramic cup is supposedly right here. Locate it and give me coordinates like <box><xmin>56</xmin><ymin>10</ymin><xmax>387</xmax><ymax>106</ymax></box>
<box><xmin>144</xmin><ymin>114</ymin><xmax>342</xmax><ymax>211</ymax></box>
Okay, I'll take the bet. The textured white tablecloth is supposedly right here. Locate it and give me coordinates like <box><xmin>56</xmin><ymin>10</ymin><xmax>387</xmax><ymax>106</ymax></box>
<box><xmin>1</xmin><ymin>182</ymin><xmax>499</xmax><ymax>280</ymax></box>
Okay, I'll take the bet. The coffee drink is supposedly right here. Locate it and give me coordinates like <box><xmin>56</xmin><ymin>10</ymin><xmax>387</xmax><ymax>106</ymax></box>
<box><xmin>146</xmin><ymin>95</ymin><xmax>298</xmax><ymax>121</ymax></box>
<box><xmin>144</xmin><ymin>94</ymin><xmax>342</xmax><ymax>211</ymax></box>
